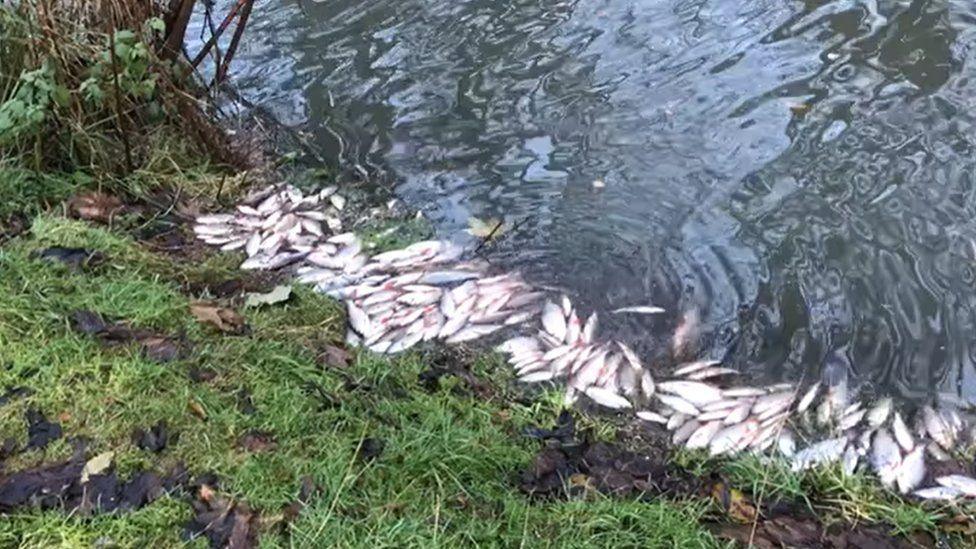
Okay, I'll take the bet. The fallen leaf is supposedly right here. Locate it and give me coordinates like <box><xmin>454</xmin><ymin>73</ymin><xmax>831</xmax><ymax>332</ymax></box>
<box><xmin>244</xmin><ymin>285</ymin><xmax>292</xmax><ymax>308</ymax></box>
<box><xmin>188</xmin><ymin>400</ymin><xmax>207</xmax><ymax>420</ymax></box>
<box><xmin>190</xmin><ymin>302</ymin><xmax>247</xmax><ymax>334</ymax></box>
<box><xmin>132</xmin><ymin>421</ymin><xmax>168</xmax><ymax>453</ymax></box>
<box><xmin>711</xmin><ymin>482</ymin><xmax>757</xmax><ymax>524</ymax></box>
<box><xmin>68</xmin><ymin>192</ymin><xmax>124</xmax><ymax>223</ymax></box>
<box><xmin>26</xmin><ymin>409</ymin><xmax>62</xmax><ymax>450</ymax></box>
<box><xmin>789</xmin><ymin>103</ymin><xmax>811</xmax><ymax>117</ymax></box>
<box><xmin>81</xmin><ymin>451</ymin><xmax>115</xmax><ymax>483</ymax></box>
<box><xmin>238</xmin><ymin>431</ymin><xmax>276</xmax><ymax>453</ymax></box>
<box><xmin>316</xmin><ymin>344</ymin><xmax>350</xmax><ymax>369</ymax></box>
<box><xmin>141</xmin><ymin>336</ymin><xmax>184</xmax><ymax>363</ymax></box>
<box><xmin>35</xmin><ymin>247</ymin><xmax>106</xmax><ymax>270</ymax></box>
<box><xmin>57</xmin><ymin>411</ymin><xmax>71</xmax><ymax>423</ymax></box>
<box><xmin>941</xmin><ymin>514</ymin><xmax>976</xmax><ymax>535</ymax></box>
<box><xmin>466</xmin><ymin>216</ymin><xmax>507</xmax><ymax>240</ymax></box>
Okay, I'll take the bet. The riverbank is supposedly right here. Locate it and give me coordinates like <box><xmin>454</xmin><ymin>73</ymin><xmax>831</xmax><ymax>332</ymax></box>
<box><xmin>0</xmin><ymin>4</ymin><xmax>972</xmax><ymax>548</ymax></box>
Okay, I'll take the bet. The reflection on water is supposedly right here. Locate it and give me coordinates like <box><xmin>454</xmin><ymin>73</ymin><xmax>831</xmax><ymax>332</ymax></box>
<box><xmin>215</xmin><ymin>0</ymin><xmax>976</xmax><ymax>402</ymax></box>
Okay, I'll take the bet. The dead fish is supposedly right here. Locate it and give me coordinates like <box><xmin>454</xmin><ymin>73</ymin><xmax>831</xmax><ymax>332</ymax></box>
<box><xmin>640</xmin><ymin>371</ymin><xmax>656</xmax><ymax>398</ymax></box>
<box><xmin>687</xmin><ymin>367</ymin><xmax>739</xmax><ymax>381</ymax></box>
<box><xmin>636</xmin><ymin>410</ymin><xmax>668</xmax><ymax>424</ymax></box>
<box><xmin>752</xmin><ymin>392</ymin><xmax>794</xmax><ymax>418</ymax></box>
<box><xmin>896</xmin><ymin>445</ymin><xmax>926</xmax><ymax>494</ymax></box>
<box><xmin>197</xmin><ymin>213</ymin><xmax>236</xmax><ymax>225</ymax></box>
<box><xmin>791</xmin><ymin>437</ymin><xmax>847</xmax><ymax>471</ymax></box>
<box><xmin>666</xmin><ymin>413</ymin><xmax>689</xmax><ymax>430</ymax></box>
<box><xmin>838</xmin><ymin>408</ymin><xmax>866</xmax><ymax>432</ymax></box>
<box><xmin>686</xmin><ymin>421</ymin><xmax>723</xmax><ymax>449</ymax></box>
<box><xmin>611</xmin><ymin>305</ymin><xmax>665</xmax><ymax>315</ymax></box>
<box><xmin>671</xmin><ymin>309</ymin><xmax>700</xmax><ymax>357</ymax></box>
<box><xmin>922</xmin><ymin>406</ymin><xmax>955</xmax><ymax>451</ymax></box>
<box><xmin>710</xmin><ymin>419</ymin><xmax>760</xmax><ymax>456</ymax></box>
<box><xmin>520</xmin><ymin>371</ymin><xmax>556</xmax><ymax>383</ymax></box>
<box><xmin>585</xmin><ymin>386</ymin><xmax>632</xmax><ymax>410</ymax></box>
<box><xmin>497</xmin><ymin>336</ymin><xmax>539</xmax><ymax>355</ymax></box>
<box><xmin>817</xmin><ymin>351</ymin><xmax>850</xmax><ymax>425</ymax></box>
<box><xmin>347</xmin><ymin>301</ymin><xmax>373</xmax><ymax>338</ymax></box>
<box><xmin>541</xmin><ymin>301</ymin><xmax>567</xmax><ymax>342</ymax></box>
<box><xmin>796</xmin><ymin>382</ymin><xmax>821</xmax><ymax>414</ymax></box>
<box><xmin>913</xmin><ymin>486</ymin><xmax>964</xmax><ymax>500</ymax></box>
<box><xmin>721</xmin><ymin>387</ymin><xmax>767</xmax><ymax>398</ymax></box>
<box><xmin>936</xmin><ymin>475</ymin><xmax>976</xmax><ymax>496</ymax></box>
<box><xmin>560</xmin><ymin>295</ymin><xmax>573</xmax><ymax>317</ymax></box>
<box><xmin>870</xmin><ymin>429</ymin><xmax>901</xmax><ymax>487</ymax></box>
<box><xmin>777</xmin><ymin>429</ymin><xmax>797</xmax><ymax>457</ymax></box>
<box><xmin>723</xmin><ymin>401</ymin><xmax>753</xmax><ymax>425</ymax></box>
<box><xmin>581</xmin><ymin>313</ymin><xmax>599</xmax><ymax>344</ymax></box>
<box><xmin>673</xmin><ymin>360</ymin><xmax>721</xmax><ymax>377</ymax></box>
<box><xmin>892</xmin><ymin>412</ymin><xmax>915</xmax><ymax>452</ymax></box>
<box><xmin>842</xmin><ymin>445</ymin><xmax>859</xmax><ymax>475</ymax></box>
<box><xmin>616</xmin><ymin>342</ymin><xmax>643</xmax><ymax>372</ymax></box>
<box><xmin>673</xmin><ymin>419</ymin><xmax>701</xmax><ymax>445</ymax></box>
<box><xmin>387</xmin><ymin>330</ymin><xmax>424</xmax><ymax>354</ymax></box>
<box><xmin>657</xmin><ymin>381</ymin><xmax>723</xmax><ymax>407</ymax></box>
<box><xmin>657</xmin><ymin>394</ymin><xmax>700</xmax><ymax>416</ymax></box>
<box><xmin>445</xmin><ymin>324</ymin><xmax>501</xmax><ymax>344</ymax></box>
<box><xmin>866</xmin><ymin>397</ymin><xmax>893</xmax><ymax>429</ymax></box>
<box><xmin>564</xmin><ymin>310</ymin><xmax>582</xmax><ymax>344</ymax></box>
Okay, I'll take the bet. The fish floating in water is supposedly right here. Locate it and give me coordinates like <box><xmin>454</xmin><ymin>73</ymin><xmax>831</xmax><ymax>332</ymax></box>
<box><xmin>195</xmin><ymin>184</ymin><xmax>976</xmax><ymax>504</ymax></box>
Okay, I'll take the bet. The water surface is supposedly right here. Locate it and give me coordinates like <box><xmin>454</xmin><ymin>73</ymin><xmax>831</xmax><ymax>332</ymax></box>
<box><xmin>210</xmin><ymin>0</ymin><xmax>976</xmax><ymax>402</ymax></box>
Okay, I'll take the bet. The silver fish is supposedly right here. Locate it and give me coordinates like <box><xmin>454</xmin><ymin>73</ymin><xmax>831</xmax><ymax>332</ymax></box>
<box><xmin>687</xmin><ymin>367</ymin><xmax>739</xmax><ymax>381</ymax></box>
<box><xmin>721</xmin><ymin>387</ymin><xmax>767</xmax><ymax>398</ymax></box>
<box><xmin>791</xmin><ymin>437</ymin><xmax>847</xmax><ymax>471</ymax></box>
<box><xmin>585</xmin><ymin>386</ymin><xmax>631</xmax><ymax>409</ymax></box>
<box><xmin>581</xmin><ymin>313</ymin><xmax>599</xmax><ymax>344</ymax></box>
<box><xmin>710</xmin><ymin>419</ymin><xmax>760</xmax><ymax>457</ymax></box>
<box><xmin>896</xmin><ymin>445</ymin><xmax>926</xmax><ymax>494</ymax></box>
<box><xmin>658</xmin><ymin>394</ymin><xmax>700</xmax><ymax>416</ymax></box>
<box><xmin>796</xmin><ymin>382</ymin><xmax>821</xmax><ymax>414</ymax></box>
<box><xmin>636</xmin><ymin>410</ymin><xmax>668</xmax><ymax>424</ymax></box>
<box><xmin>611</xmin><ymin>305</ymin><xmax>665</xmax><ymax>315</ymax></box>
<box><xmin>667</xmin><ymin>413</ymin><xmax>690</xmax><ymax>431</ymax></box>
<box><xmin>541</xmin><ymin>301</ymin><xmax>567</xmax><ymax>342</ymax></box>
<box><xmin>658</xmin><ymin>381</ymin><xmax>723</xmax><ymax>407</ymax></box>
<box><xmin>866</xmin><ymin>397</ymin><xmax>893</xmax><ymax>429</ymax></box>
<box><xmin>445</xmin><ymin>324</ymin><xmax>501</xmax><ymax>343</ymax></box>
<box><xmin>870</xmin><ymin>429</ymin><xmax>901</xmax><ymax>487</ymax></box>
<box><xmin>673</xmin><ymin>360</ymin><xmax>721</xmax><ymax>377</ymax></box>
<box><xmin>913</xmin><ymin>486</ymin><xmax>964</xmax><ymax>500</ymax></box>
<box><xmin>892</xmin><ymin>412</ymin><xmax>914</xmax><ymax>452</ymax></box>
<box><xmin>520</xmin><ymin>371</ymin><xmax>556</xmax><ymax>383</ymax></box>
<box><xmin>686</xmin><ymin>421</ymin><xmax>724</xmax><ymax>449</ymax></box>
<box><xmin>673</xmin><ymin>419</ymin><xmax>701</xmax><ymax>445</ymax></box>
<box><xmin>936</xmin><ymin>475</ymin><xmax>976</xmax><ymax>496</ymax></box>
<box><xmin>923</xmin><ymin>406</ymin><xmax>955</xmax><ymax>451</ymax></box>
<box><xmin>497</xmin><ymin>336</ymin><xmax>540</xmax><ymax>355</ymax></box>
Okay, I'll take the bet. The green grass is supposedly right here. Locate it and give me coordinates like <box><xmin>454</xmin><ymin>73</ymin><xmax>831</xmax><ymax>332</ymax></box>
<box><xmin>0</xmin><ymin>216</ymin><xmax>719</xmax><ymax>548</ymax></box>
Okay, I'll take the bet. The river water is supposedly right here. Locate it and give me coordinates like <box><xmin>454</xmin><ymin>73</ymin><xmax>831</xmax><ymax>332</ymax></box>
<box><xmin>208</xmin><ymin>0</ymin><xmax>976</xmax><ymax>403</ymax></box>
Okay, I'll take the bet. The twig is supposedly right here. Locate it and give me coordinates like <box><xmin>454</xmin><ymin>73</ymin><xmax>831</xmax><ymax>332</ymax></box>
<box><xmin>107</xmin><ymin>20</ymin><xmax>134</xmax><ymax>173</ymax></box>
<box><xmin>214</xmin><ymin>0</ymin><xmax>253</xmax><ymax>86</ymax></box>
<box><xmin>191</xmin><ymin>0</ymin><xmax>247</xmax><ymax>69</ymax></box>
<box><xmin>473</xmin><ymin>216</ymin><xmax>530</xmax><ymax>256</ymax></box>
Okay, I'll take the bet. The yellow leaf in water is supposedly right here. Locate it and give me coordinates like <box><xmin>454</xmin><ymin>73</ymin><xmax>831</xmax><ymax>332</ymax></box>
<box><xmin>790</xmin><ymin>103</ymin><xmax>811</xmax><ymax>116</ymax></box>
<box><xmin>466</xmin><ymin>217</ymin><xmax>506</xmax><ymax>240</ymax></box>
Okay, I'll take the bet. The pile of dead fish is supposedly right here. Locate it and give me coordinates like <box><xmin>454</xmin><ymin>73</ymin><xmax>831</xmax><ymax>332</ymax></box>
<box><xmin>194</xmin><ymin>183</ymin><xmax>976</xmax><ymax>503</ymax></box>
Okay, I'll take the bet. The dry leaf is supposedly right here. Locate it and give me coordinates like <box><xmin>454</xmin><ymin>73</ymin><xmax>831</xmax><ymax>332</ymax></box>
<box><xmin>789</xmin><ymin>103</ymin><xmax>811</xmax><ymax>116</ymax></box>
<box><xmin>316</xmin><ymin>344</ymin><xmax>350</xmax><ymax>369</ymax></box>
<box><xmin>466</xmin><ymin>216</ymin><xmax>506</xmax><ymax>240</ymax></box>
<box><xmin>81</xmin><ymin>451</ymin><xmax>114</xmax><ymax>483</ymax></box>
<box><xmin>68</xmin><ymin>192</ymin><xmax>124</xmax><ymax>223</ymax></box>
<box><xmin>711</xmin><ymin>482</ymin><xmax>757</xmax><ymax>523</ymax></box>
<box><xmin>188</xmin><ymin>400</ymin><xmax>208</xmax><ymax>420</ymax></box>
<box><xmin>244</xmin><ymin>285</ymin><xmax>292</xmax><ymax>308</ymax></box>
<box><xmin>190</xmin><ymin>302</ymin><xmax>246</xmax><ymax>334</ymax></box>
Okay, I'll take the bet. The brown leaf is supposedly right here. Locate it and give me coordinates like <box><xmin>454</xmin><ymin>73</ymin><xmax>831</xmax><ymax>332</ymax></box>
<box><xmin>941</xmin><ymin>514</ymin><xmax>976</xmax><ymax>535</ymax></box>
<box><xmin>789</xmin><ymin>103</ymin><xmax>811</xmax><ymax>117</ymax></box>
<box><xmin>188</xmin><ymin>400</ymin><xmax>207</xmax><ymax>420</ymax></box>
<box><xmin>711</xmin><ymin>482</ymin><xmax>757</xmax><ymax>524</ymax></box>
<box><xmin>190</xmin><ymin>302</ymin><xmax>247</xmax><ymax>334</ymax></box>
<box><xmin>141</xmin><ymin>336</ymin><xmax>183</xmax><ymax>363</ymax></box>
<box><xmin>238</xmin><ymin>431</ymin><xmax>276</xmax><ymax>453</ymax></box>
<box><xmin>316</xmin><ymin>344</ymin><xmax>350</xmax><ymax>369</ymax></box>
<box><xmin>68</xmin><ymin>192</ymin><xmax>124</xmax><ymax>223</ymax></box>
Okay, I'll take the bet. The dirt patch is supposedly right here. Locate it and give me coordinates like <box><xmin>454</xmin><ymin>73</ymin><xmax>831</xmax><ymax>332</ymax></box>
<box><xmin>708</xmin><ymin>515</ymin><xmax>934</xmax><ymax>548</ymax></box>
<box><xmin>518</xmin><ymin>410</ymin><xmax>698</xmax><ymax>498</ymax></box>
